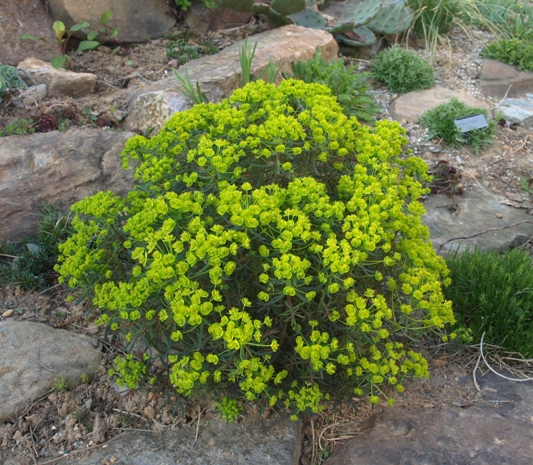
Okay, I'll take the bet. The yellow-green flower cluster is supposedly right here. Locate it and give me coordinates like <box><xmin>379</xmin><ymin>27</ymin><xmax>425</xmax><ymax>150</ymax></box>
<box><xmin>56</xmin><ymin>79</ymin><xmax>455</xmax><ymax>419</ymax></box>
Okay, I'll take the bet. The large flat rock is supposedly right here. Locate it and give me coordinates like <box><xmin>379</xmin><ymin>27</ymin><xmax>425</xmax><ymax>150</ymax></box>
<box><xmin>0</xmin><ymin>321</ymin><xmax>102</xmax><ymax>423</ymax></box>
<box><xmin>0</xmin><ymin>0</ymin><xmax>57</xmax><ymax>66</ymax></box>
<box><xmin>480</xmin><ymin>58</ymin><xmax>533</xmax><ymax>100</ymax></box>
<box><xmin>58</xmin><ymin>414</ymin><xmax>302</xmax><ymax>465</ymax></box>
<box><xmin>0</xmin><ymin>128</ymin><xmax>135</xmax><ymax>242</ymax></box>
<box><xmin>325</xmin><ymin>371</ymin><xmax>533</xmax><ymax>465</ymax></box>
<box><xmin>45</xmin><ymin>0</ymin><xmax>176</xmax><ymax>43</ymax></box>
<box><xmin>123</xmin><ymin>25</ymin><xmax>338</xmax><ymax>133</ymax></box>
<box><xmin>422</xmin><ymin>188</ymin><xmax>533</xmax><ymax>256</ymax></box>
<box><xmin>389</xmin><ymin>87</ymin><xmax>491</xmax><ymax>123</ymax></box>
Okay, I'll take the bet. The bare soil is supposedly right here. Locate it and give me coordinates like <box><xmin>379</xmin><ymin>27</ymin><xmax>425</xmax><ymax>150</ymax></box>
<box><xmin>1</xmin><ymin>17</ymin><xmax>532</xmax><ymax>465</ymax></box>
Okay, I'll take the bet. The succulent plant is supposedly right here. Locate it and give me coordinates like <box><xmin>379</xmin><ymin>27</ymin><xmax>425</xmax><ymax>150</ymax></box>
<box><xmin>218</xmin><ymin>0</ymin><xmax>414</xmax><ymax>48</ymax></box>
<box><xmin>36</xmin><ymin>114</ymin><xmax>59</xmax><ymax>132</ymax></box>
<box><xmin>0</xmin><ymin>62</ymin><xmax>27</xmax><ymax>103</ymax></box>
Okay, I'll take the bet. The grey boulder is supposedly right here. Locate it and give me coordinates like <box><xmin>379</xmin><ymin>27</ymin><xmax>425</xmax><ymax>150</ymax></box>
<box><xmin>0</xmin><ymin>320</ymin><xmax>102</xmax><ymax>423</ymax></box>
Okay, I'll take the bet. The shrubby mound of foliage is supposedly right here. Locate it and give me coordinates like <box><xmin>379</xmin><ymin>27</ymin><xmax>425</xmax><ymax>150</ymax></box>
<box><xmin>56</xmin><ymin>79</ymin><xmax>454</xmax><ymax>420</ymax></box>
<box><xmin>370</xmin><ymin>46</ymin><xmax>434</xmax><ymax>94</ymax></box>
<box><xmin>480</xmin><ymin>38</ymin><xmax>533</xmax><ymax>72</ymax></box>
<box><xmin>419</xmin><ymin>98</ymin><xmax>496</xmax><ymax>155</ymax></box>
<box><xmin>445</xmin><ymin>247</ymin><xmax>533</xmax><ymax>358</ymax></box>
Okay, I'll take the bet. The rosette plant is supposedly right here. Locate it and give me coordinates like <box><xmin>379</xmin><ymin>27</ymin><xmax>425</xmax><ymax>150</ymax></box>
<box><xmin>56</xmin><ymin>79</ymin><xmax>454</xmax><ymax>420</ymax></box>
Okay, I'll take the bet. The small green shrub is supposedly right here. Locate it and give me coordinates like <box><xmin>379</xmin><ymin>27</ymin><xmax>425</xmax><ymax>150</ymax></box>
<box><xmin>480</xmin><ymin>38</ymin><xmax>533</xmax><ymax>71</ymax></box>
<box><xmin>370</xmin><ymin>46</ymin><xmax>434</xmax><ymax>94</ymax></box>
<box><xmin>56</xmin><ymin>79</ymin><xmax>454</xmax><ymax>419</ymax></box>
<box><xmin>419</xmin><ymin>98</ymin><xmax>496</xmax><ymax>155</ymax></box>
<box><xmin>292</xmin><ymin>50</ymin><xmax>382</xmax><ymax>124</ymax></box>
<box><xmin>0</xmin><ymin>118</ymin><xmax>35</xmax><ymax>137</ymax></box>
<box><xmin>444</xmin><ymin>247</ymin><xmax>533</xmax><ymax>357</ymax></box>
<box><xmin>0</xmin><ymin>204</ymin><xmax>74</xmax><ymax>290</ymax></box>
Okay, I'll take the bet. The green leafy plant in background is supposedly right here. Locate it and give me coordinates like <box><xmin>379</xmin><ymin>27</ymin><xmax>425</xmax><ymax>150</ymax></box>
<box><xmin>0</xmin><ymin>203</ymin><xmax>74</xmax><ymax>290</ymax></box>
<box><xmin>291</xmin><ymin>49</ymin><xmax>382</xmax><ymax>124</ymax></box>
<box><xmin>406</xmin><ymin>0</ymin><xmax>507</xmax><ymax>50</ymax></box>
<box><xmin>0</xmin><ymin>62</ymin><xmax>27</xmax><ymax>103</ymax></box>
<box><xmin>480</xmin><ymin>38</ymin><xmax>533</xmax><ymax>71</ymax></box>
<box><xmin>419</xmin><ymin>97</ymin><xmax>496</xmax><ymax>154</ymax></box>
<box><xmin>22</xmin><ymin>11</ymin><xmax>117</xmax><ymax>69</ymax></box>
<box><xmin>475</xmin><ymin>0</ymin><xmax>533</xmax><ymax>40</ymax></box>
<box><xmin>370</xmin><ymin>46</ymin><xmax>434</xmax><ymax>94</ymax></box>
<box><xmin>444</xmin><ymin>247</ymin><xmax>533</xmax><ymax>358</ymax></box>
<box><xmin>0</xmin><ymin>118</ymin><xmax>35</xmax><ymax>137</ymax></box>
<box><xmin>56</xmin><ymin>79</ymin><xmax>455</xmax><ymax>420</ymax></box>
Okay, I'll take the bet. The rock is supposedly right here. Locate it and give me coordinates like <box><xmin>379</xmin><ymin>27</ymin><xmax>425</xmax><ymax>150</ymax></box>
<box><xmin>389</xmin><ymin>87</ymin><xmax>492</xmax><ymax>123</ymax></box>
<box><xmin>480</xmin><ymin>58</ymin><xmax>533</xmax><ymax>99</ymax></box>
<box><xmin>123</xmin><ymin>25</ymin><xmax>338</xmax><ymax>134</ymax></box>
<box><xmin>185</xmin><ymin>3</ymin><xmax>254</xmax><ymax>33</ymax></box>
<box><xmin>44</xmin><ymin>0</ymin><xmax>176</xmax><ymax>43</ymax></box>
<box><xmin>497</xmin><ymin>94</ymin><xmax>533</xmax><ymax>128</ymax></box>
<box><xmin>325</xmin><ymin>371</ymin><xmax>533</xmax><ymax>465</ymax></box>
<box><xmin>19</xmin><ymin>83</ymin><xmax>48</xmax><ymax>106</ymax></box>
<box><xmin>422</xmin><ymin>188</ymin><xmax>533</xmax><ymax>256</ymax></box>
<box><xmin>0</xmin><ymin>128</ymin><xmax>135</xmax><ymax>242</ymax></box>
<box><xmin>17</xmin><ymin>58</ymin><xmax>96</xmax><ymax>98</ymax></box>
<box><xmin>0</xmin><ymin>321</ymin><xmax>102</xmax><ymax>423</ymax></box>
<box><xmin>57</xmin><ymin>415</ymin><xmax>302</xmax><ymax>465</ymax></box>
<box><xmin>0</xmin><ymin>0</ymin><xmax>57</xmax><ymax>66</ymax></box>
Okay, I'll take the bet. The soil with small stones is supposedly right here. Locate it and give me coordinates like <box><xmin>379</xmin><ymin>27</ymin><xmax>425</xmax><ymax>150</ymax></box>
<box><xmin>1</xmin><ymin>18</ymin><xmax>532</xmax><ymax>465</ymax></box>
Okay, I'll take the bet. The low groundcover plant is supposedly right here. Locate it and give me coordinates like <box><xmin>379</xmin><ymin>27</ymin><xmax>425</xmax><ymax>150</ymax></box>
<box><xmin>56</xmin><ymin>79</ymin><xmax>454</xmax><ymax>420</ymax></box>
<box><xmin>420</xmin><ymin>97</ymin><xmax>496</xmax><ymax>155</ymax></box>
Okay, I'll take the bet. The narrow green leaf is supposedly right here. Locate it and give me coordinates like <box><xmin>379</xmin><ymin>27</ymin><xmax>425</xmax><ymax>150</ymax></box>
<box><xmin>87</xmin><ymin>31</ymin><xmax>99</xmax><ymax>41</ymax></box>
<box><xmin>21</xmin><ymin>34</ymin><xmax>40</xmax><ymax>41</ymax></box>
<box><xmin>71</xmin><ymin>22</ymin><xmax>90</xmax><ymax>32</ymax></box>
<box><xmin>77</xmin><ymin>40</ymin><xmax>100</xmax><ymax>52</ymax></box>
<box><xmin>101</xmin><ymin>10</ymin><xmax>112</xmax><ymax>26</ymax></box>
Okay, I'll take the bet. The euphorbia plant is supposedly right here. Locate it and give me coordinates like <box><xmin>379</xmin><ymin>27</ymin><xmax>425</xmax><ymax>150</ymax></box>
<box><xmin>56</xmin><ymin>79</ymin><xmax>455</xmax><ymax>420</ymax></box>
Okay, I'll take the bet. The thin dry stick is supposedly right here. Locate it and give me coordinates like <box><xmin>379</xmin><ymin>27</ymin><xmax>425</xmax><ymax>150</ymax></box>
<box><xmin>23</xmin><ymin>435</ymin><xmax>38</xmax><ymax>465</ymax></box>
<box><xmin>194</xmin><ymin>406</ymin><xmax>204</xmax><ymax>447</ymax></box>
<box><xmin>472</xmin><ymin>353</ymin><xmax>482</xmax><ymax>392</ymax></box>
<box><xmin>491</xmin><ymin>84</ymin><xmax>513</xmax><ymax>110</ymax></box>
<box><xmin>311</xmin><ymin>417</ymin><xmax>316</xmax><ymax>465</ymax></box>
<box><xmin>437</xmin><ymin>220</ymin><xmax>533</xmax><ymax>254</ymax></box>
<box><xmin>112</xmin><ymin>408</ymin><xmax>147</xmax><ymax>421</ymax></box>
<box><xmin>37</xmin><ymin>432</ymin><xmax>126</xmax><ymax>465</ymax></box>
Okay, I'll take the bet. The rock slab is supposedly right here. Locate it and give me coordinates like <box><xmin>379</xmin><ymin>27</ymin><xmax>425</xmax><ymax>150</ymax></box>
<box><xmin>325</xmin><ymin>371</ymin><xmax>533</xmax><ymax>465</ymax></box>
<box><xmin>45</xmin><ymin>0</ymin><xmax>176</xmax><ymax>43</ymax></box>
<box><xmin>480</xmin><ymin>58</ymin><xmax>533</xmax><ymax>99</ymax></box>
<box><xmin>389</xmin><ymin>87</ymin><xmax>491</xmax><ymax>123</ymax></box>
<box><xmin>58</xmin><ymin>415</ymin><xmax>302</xmax><ymax>465</ymax></box>
<box><xmin>0</xmin><ymin>129</ymin><xmax>135</xmax><ymax>242</ymax></box>
<box><xmin>497</xmin><ymin>93</ymin><xmax>533</xmax><ymax>128</ymax></box>
<box><xmin>17</xmin><ymin>57</ymin><xmax>96</xmax><ymax>98</ymax></box>
<box><xmin>123</xmin><ymin>25</ymin><xmax>338</xmax><ymax>133</ymax></box>
<box><xmin>0</xmin><ymin>321</ymin><xmax>102</xmax><ymax>423</ymax></box>
<box><xmin>422</xmin><ymin>188</ymin><xmax>533</xmax><ymax>256</ymax></box>
<box><xmin>186</xmin><ymin>3</ymin><xmax>254</xmax><ymax>33</ymax></box>
<box><xmin>0</xmin><ymin>0</ymin><xmax>57</xmax><ymax>66</ymax></box>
